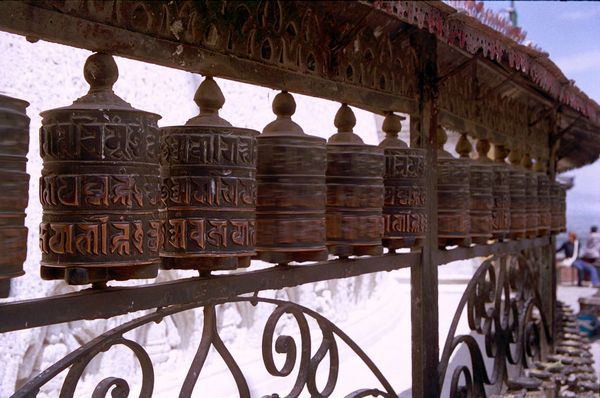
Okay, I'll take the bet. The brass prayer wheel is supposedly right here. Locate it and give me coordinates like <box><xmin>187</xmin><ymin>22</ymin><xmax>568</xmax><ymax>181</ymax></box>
<box><xmin>437</xmin><ymin>127</ymin><xmax>470</xmax><ymax>247</ymax></box>
<box><xmin>0</xmin><ymin>94</ymin><xmax>29</xmax><ymax>297</ymax></box>
<box><xmin>508</xmin><ymin>148</ymin><xmax>527</xmax><ymax>239</ymax></box>
<box><xmin>491</xmin><ymin>144</ymin><xmax>510</xmax><ymax>241</ymax></box>
<box><xmin>535</xmin><ymin>159</ymin><xmax>551</xmax><ymax>236</ymax></box>
<box><xmin>522</xmin><ymin>153</ymin><xmax>539</xmax><ymax>238</ymax></box>
<box><xmin>255</xmin><ymin>91</ymin><xmax>328</xmax><ymax>264</ymax></box>
<box><xmin>326</xmin><ymin>104</ymin><xmax>384</xmax><ymax>257</ymax></box>
<box><xmin>160</xmin><ymin>77</ymin><xmax>257</xmax><ymax>271</ymax></box>
<box><xmin>551</xmin><ymin>181</ymin><xmax>566</xmax><ymax>234</ymax></box>
<box><xmin>458</xmin><ymin>134</ymin><xmax>493</xmax><ymax>245</ymax></box>
<box><xmin>39</xmin><ymin>53</ymin><xmax>161</xmax><ymax>285</ymax></box>
<box><xmin>379</xmin><ymin>113</ymin><xmax>426</xmax><ymax>250</ymax></box>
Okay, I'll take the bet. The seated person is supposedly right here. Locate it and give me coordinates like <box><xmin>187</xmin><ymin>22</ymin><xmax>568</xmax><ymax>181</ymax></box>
<box><xmin>556</xmin><ymin>232</ymin><xmax>582</xmax><ymax>284</ymax></box>
<box><xmin>572</xmin><ymin>226</ymin><xmax>600</xmax><ymax>287</ymax></box>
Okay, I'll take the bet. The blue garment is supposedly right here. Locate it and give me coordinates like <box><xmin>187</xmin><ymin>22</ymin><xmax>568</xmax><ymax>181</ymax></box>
<box><xmin>572</xmin><ymin>259</ymin><xmax>600</xmax><ymax>286</ymax></box>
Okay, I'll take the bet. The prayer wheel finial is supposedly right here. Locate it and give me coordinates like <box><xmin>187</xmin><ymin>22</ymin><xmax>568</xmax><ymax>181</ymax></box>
<box><xmin>84</xmin><ymin>53</ymin><xmax>118</xmax><ymax>92</ymax></box>
<box><xmin>379</xmin><ymin>113</ymin><xmax>407</xmax><ymax>148</ymax></box>
<box><xmin>263</xmin><ymin>91</ymin><xmax>304</xmax><ymax>135</ymax></box>
<box><xmin>534</xmin><ymin>157</ymin><xmax>546</xmax><ymax>172</ymax></box>
<box><xmin>187</xmin><ymin>76</ymin><xmax>231</xmax><ymax>127</ymax></box>
<box><xmin>329</xmin><ymin>104</ymin><xmax>363</xmax><ymax>144</ymax></box>
<box><xmin>476</xmin><ymin>139</ymin><xmax>491</xmax><ymax>161</ymax></box>
<box><xmin>508</xmin><ymin>147</ymin><xmax>521</xmax><ymax>165</ymax></box>
<box><xmin>521</xmin><ymin>152</ymin><xmax>533</xmax><ymax>170</ymax></box>
<box><xmin>494</xmin><ymin>144</ymin><xmax>507</xmax><ymax>162</ymax></box>
<box><xmin>456</xmin><ymin>133</ymin><xmax>472</xmax><ymax>159</ymax></box>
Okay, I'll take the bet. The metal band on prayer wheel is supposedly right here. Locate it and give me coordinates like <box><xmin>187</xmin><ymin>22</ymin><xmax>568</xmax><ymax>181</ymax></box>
<box><xmin>536</xmin><ymin>160</ymin><xmax>551</xmax><ymax>236</ymax></box>
<box><xmin>0</xmin><ymin>94</ymin><xmax>29</xmax><ymax>297</ymax></box>
<box><xmin>437</xmin><ymin>127</ymin><xmax>470</xmax><ymax>247</ymax></box>
<box><xmin>458</xmin><ymin>135</ymin><xmax>493</xmax><ymax>245</ymax></box>
<box><xmin>326</xmin><ymin>104</ymin><xmax>384</xmax><ymax>257</ymax></box>
<box><xmin>522</xmin><ymin>153</ymin><xmax>539</xmax><ymax>238</ymax></box>
<box><xmin>39</xmin><ymin>53</ymin><xmax>161</xmax><ymax>285</ymax></box>
<box><xmin>379</xmin><ymin>113</ymin><xmax>426</xmax><ymax>250</ymax></box>
<box><xmin>255</xmin><ymin>91</ymin><xmax>328</xmax><ymax>264</ymax></box>
<box><xmin>508</xmin><ymin>148</ymin><xmax>527</xmax><ymax>240</ymax></box>
<box><xmin>491</xmin><ymin>144</ymin><xmax>510</xmax><ymax>241</ymax></box>
<box><xmin>160</xmin><ymin>77</ymin><xmax>257</xmax><ymax>271</ymax></box>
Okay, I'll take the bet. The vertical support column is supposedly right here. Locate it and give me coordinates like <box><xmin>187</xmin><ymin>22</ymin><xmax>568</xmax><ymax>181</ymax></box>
<box><xmin>546</xmin><ymin>110</ymin><xmax>561</xmax><ymax>342</ymax></box>
<box><xmin>410</xmin><ymin>30</ymin><xmax>440</xmax><ymax>398</ymax></box>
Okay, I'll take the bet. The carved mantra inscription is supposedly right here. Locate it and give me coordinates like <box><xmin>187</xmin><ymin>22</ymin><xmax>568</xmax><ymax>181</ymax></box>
<box><xmin>41</xmin><ymin>175</ymin><xmax>159</xmax><ymax>209</ymax></box>
<box><xmin>469</xmin><ymin>163</ymin><xmax>493</xmax><ymax>242</ymax></box>
<box><xmin>40</xmin><ymin>218</ymin><xmax>160</xmax><ymax>261</ymax></box>
<box><xmin>160</xmin><ymin>126</ymin><xmax>258</xmax><ymax>270</ymax></box>
<box><xmin>438</xmin><ymin>158</ymin><xmax>470</xmax><ymax>243</ymax></box>
<box><xmin>508</xmin><ymin>169</ymin><xmax>527</xmax><ymax>238</ymax></box>
<box><xmin>537</xmin><ymin>173</ymin><xmax>551</xmax><ymax>235</ymax></box>
<box><xmin>256</xmin><ymin>136</ymin><xmax>327</xmax><ymax>263</ymax></box>
<box><xmin>165</xmin><ymin>218</ymin><xmax>255</xmax><ymax>253</ymax></box>
<box><xmin>0</xmin><ymin>94</ymin><xmax>29</xmax><ymax>291</ymax></box>
<box><xmin>326</xmin><ymin>147</ymin><xmax>384</xmax><ymax>256</ymax></box>
<box><xmin>40</xmin><ymin>109</ymin><xmax>161</xmax><ymax>279</ymax></box>
<box><xmin>382</xmin><ymin>149</ymin><xmax>427</xmax><ymax>249</ymax></box>
<box><xmin>491</xmin><ymin>164</ymin><xmax>510</xmax><ymax>238</ymax></box>
<box><xmin>524</xmin><ymin>171</ymin><xmax>539</xmax><ymax>238</ymax></box>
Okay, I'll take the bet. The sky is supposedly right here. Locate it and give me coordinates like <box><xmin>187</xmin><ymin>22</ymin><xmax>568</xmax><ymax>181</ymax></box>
<box><xmin>484</xmin><ymin>1</ymin><xmax>600</xmax><ymax>238</ymax></box>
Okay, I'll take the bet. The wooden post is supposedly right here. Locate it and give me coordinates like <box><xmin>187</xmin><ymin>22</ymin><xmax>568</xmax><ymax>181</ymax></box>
<box><xmin>410</xmin><ymin>30</ymin><xmax>440</xmax><ymax>398</ymax></box>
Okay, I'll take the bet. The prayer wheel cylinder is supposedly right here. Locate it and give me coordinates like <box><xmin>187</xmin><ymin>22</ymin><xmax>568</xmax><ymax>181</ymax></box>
<box><xmin>458</xmin><ymin>135</ymin><xmax>493</xmax><ymax>245</ymax></box>
<box><xmin>255</xmin><ymin>92</ymin><xmax>328</xmax><ymax>264</ymax></box>
<box><xmin>379</xmin><ymin>113</ymin><xmax>426</xmax><ymax>250</ymax></box>
<box><xmin>508</xmin><ymin>148</ymin><xmax>527</xmax><ymax>239</ymax></box>
<box><xmin>160</xmin><ymin>77</ymin><xmax>257</xmax><ymax>272</ymax></box>
<box><xmin>535</xmin><ymin>160</ymin><xmax>551</xmax><ymax>236</ymax></box>
<box><xmin>39</xmin><ymin>53</ymin><xmax>161</xmax><ymax>285</ymax></box>
<box><xmin>0</xmin><ymin>94</ymin><xmax>29</xmax><ymax>297</ymax></box>
<box><xmin>522</xmin><ymin>153</ymin><xmax>539</xmax><ymax>238</ymax></box>
<box><xmin>326</xmin><ymin>104</ymin><xmax>384</xmax><ymax>257</ymax></box>
<box><xmin>491</xmin><ymin>144</ymin><xmax>510</xmax><ymax>241</ymax></box>
<box><xmin>437</xmin><ymin>127</ymin><xmax>470</xmax><ymax>247</ymax></box>
<box><xmin>551</xmin><ymin>181</ymin><xmax>566</xmax><ymax>234</ymax></box>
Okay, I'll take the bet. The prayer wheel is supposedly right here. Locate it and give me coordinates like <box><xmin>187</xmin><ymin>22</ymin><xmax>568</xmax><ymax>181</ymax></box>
<box><xmin>535</xmin><ymin>159</ymin><xmax>551</xmax><ymax>236</ymax></box>
<box><xmin>379</xmin><ymin>113</ymin><xmax>426</xmax><ymax>250</ymax></box>
<box><xmin>0</xmin><ymin>94</ymin><xmax>29</xmax><ymax>297</ymax></box>
<box><xmin>39</xmin><ymin>53</ymin><xmax>161</xmax><ymax>285</ymax></box>
<box><xmin>326</xmin><ymin>104</ymin><xmax>384</xmax><ymax>257</ymax></box>
<box><xmin>508</xmin><ymin>148</ymin><xmax>527</xmax><ymax>239</ymax></box>
<box><xmin>551</xmin><ymin>181</ymin><xmax>566</xmax><ymax>234</ymax></box>
<box><xmin>255</xmin><ymin>91</ymin><xmax>328</xmax><ymax>264</ymax></box>
<box><xmin>437</xmin><ymin>127</ymin><xmax>470</xmax><ymax>247</ymax></box>
<box><xmin>522</xmin><ymin>153</ymin><xmax>539</xmax><ymax>238</ymax></box>
<box><xmin>491</xmin><ymin>144</ymin><xmax>510</xmax><ymax>241</ymax></box>
<box><xmin>457</xmin><ymin>134</ymin><xmax>493</xmax><ymax>245</ymax></box>
<box><xmin>160</xmin><ymin>77</ymin><xmax>258</xmax><ymax>272</ymax></box>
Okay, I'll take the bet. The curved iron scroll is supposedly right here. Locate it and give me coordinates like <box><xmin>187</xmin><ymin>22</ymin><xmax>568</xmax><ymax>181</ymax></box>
<box><xmin>438</xmin><ymin>251</ymin><xmax>552</xmax><ymax>397</ymax></box>
<box><xmin>12</xmin><ymin>296</ymin><xmax>397</xmax><ymax>398</ymax></box>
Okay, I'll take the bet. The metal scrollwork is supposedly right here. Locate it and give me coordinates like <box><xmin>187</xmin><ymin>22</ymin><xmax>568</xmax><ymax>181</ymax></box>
<box><xmin>439</xmin><ymin>251</ymin><xmax>551</xmax><ymax>397</ymax></box>
<box><xmin>12</xmin><ymin>297</ymin><xmax>396</xmax><ymax>398</ymax></box>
